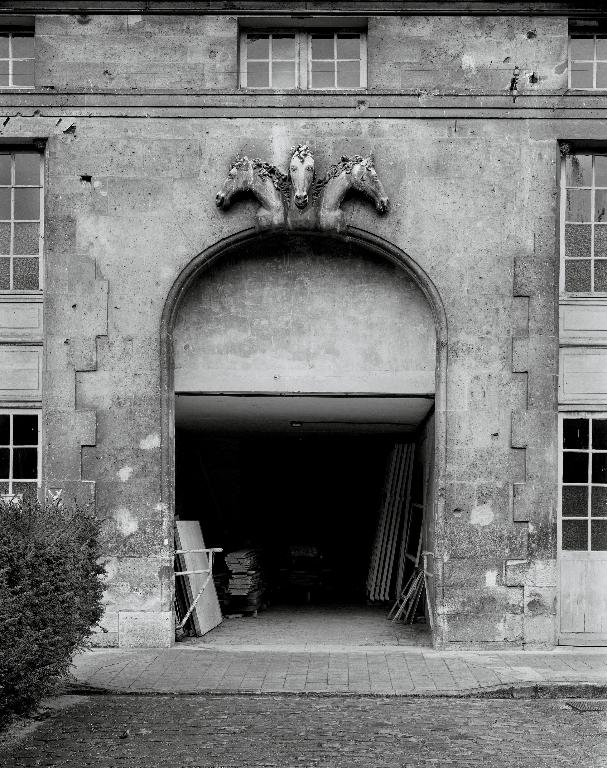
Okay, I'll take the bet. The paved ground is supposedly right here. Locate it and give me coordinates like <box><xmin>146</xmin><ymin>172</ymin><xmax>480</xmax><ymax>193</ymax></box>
<box><xmin>192</xmin><ymin>605</ymin><xmax>431</xmax><ymax>649</ymax></box>
<box><xmin>2</xmin><ymin>694</ymin><xmax>607</xmax><ymax>767</ymax></box>
<box><xmin>73</xmin><ymin>645</ymin><xmax>607</xmax><ymax>696</ymax></box>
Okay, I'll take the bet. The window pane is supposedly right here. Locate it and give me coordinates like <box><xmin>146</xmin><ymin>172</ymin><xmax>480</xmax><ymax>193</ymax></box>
<box><xmin>14</xmin><ymin>154</ymin><xmax>39</xmax><ymax>186</ymax></box>
<box><xmin>336</xmin><ymin>60</ymin><xmax>360</xmax><ymax>88</ymax></box>
<box><xmin>0</xmin><ymin>222</ymin><xmax>10</xmax><ymax>254</ymax></box>
<box><xmin>595</xmin><ymin>420</ymin><xmax>607</xmax><ymax>450</ymax></box>
<box><xmin>565</xmin><ymin>224</ymin><xmax>591</xmax><ymax>258</ymax></box>
<box><xmin>12</xmin><ymin>59</ymin><xmax>34</xmax><ymax>88</ymax></box>
<box><xmin>12</xmin><ymin>257</ymin><xmax>38</xmax><ymax>290</ymax></box>
<box><xmin>0</xmin><ymin>448</ymin><xmax>8</xmax><ymax>478</ymax></box>
<box><xmin>13</xmin><ymin>222</ymin><xmax>38</xmax><ymax>255</ymax></box>
<box><xmin>311</xmin><ymin>35</ymin><xmax>334</xmax><ymax>60</ymax></box>
<box><xmin>567</xmin><ymin>154</ymin><xmax>593</xmax><ymax>187</ymax></box>
<box><xmin>0</xmin><ymin>188</ymin><xmax>10</xmax><ymax>219</ymax></box>
<box><xmin>595</xmin><ymin>224</ymin><xmax>607</xmax><ymax>257</ymax></box>
<box><xmin>272</xmin><ymin>34</ymin><xmax>295</xmax><ymax>59</ymax></box>
<box><xmin>272</xmin><ymin>60</ymin><xmax>295</xmax><ymax>88</ymax></box>
<box><xmin>591</xmin><ymin>486</ymin><xmax>607</xmax><ymax>517</ymax></box>
<box><xmin>246</xmin><ymin>35</ymin><xmax>269</xmax><ymax>59</ymax></box>
<box><xmin>337</xmin><ymin>34</ymin><xmax>360</xmax><ymax>59</ymax></box>
<box><xmin>0</xmin><ymin>257</ymin><xmax>9</xmax><ymax>289</ymax></box>
<box><xmin>592</xmin><ymin>519</ymin><xmax>607</xmax><ymax>550</ymax></box>
<box><xmin>12</xmin><ymin>36</ymin><xmax>34</xmax><ymax>59</ymax></box>
<box><xmin>565</xmin><ymin>259</ymin><xmax>591</xmax><ymax>291</ymax></box>
<box><xmin>596</xmin><ymin>190</ymin><xmax>607</xmax><ymax>222</ymax></box>
<box><xmin>12</xmin><ymin>481</ymin><xmax>37</xmax><ymax>504</ymax></box>
<box><xmin>13</xmin><ymin>188</ymin><xmax>39</xmax><ymax>219</ymax></box>
<box><xmin>562</xmin><ymin>518</ymin><xmax>588</xmax><ymax>550</ymax></box>
<box><xmin>567</xmin><ymin>189</ymin><xmax>591</xmax><ymax>221</ymax></box>
<box><xmin>311</xmin><ymin>61</ymin><xmax>335</xmax><ymax>88</ymax></box>
<box><xmin>564</xmin><ymin>418</ymin><xmax>589</xmax><ymax>448</ymax></box>
<box><xmin>562</xmin><ymin>485</ymin><xmax>588</xmax><ymax>516</ymax></box>
<box><xmin>13</xmin><ymin>447</ymin><xmax>36</xmax><ymax>479</ymax></box>
<box><xmin>571</xmin><ymin>61</ymin><xmax>594</xmax><ymax>88</ymax></box>
<box><xmin>596</xmin><ymin>156</ymin><xmax>607</xmax><ymax>186</ymax></box>
<box><xmin>571</xmin><ymin>37</ymin><xmax>595</xmax><ymax>59</ymax></box>
<box><xmin>247</xmin><ymin>61</ymin><xmax>269</xmax><ymax>88</ymax></box>
<box><xmin>592</xmin><ymin>453</ymin><xmax>607</xmax><ymax>484</ymax></box>
<box><xmin>563</xmin><ymin>451</ymin><xmax>589</xmax><ymax>483</ymax></box>
<box><xmin>0</xmin><ymin>35</ymin><xmax>8</xmax><ymax>58</ymax></box>
<box><xmin>597</xmin><ymin>63</ymin><xmax>607</xmax><ymax>89</ymax></box>
<box><xmin>13</xmin><ymin>414</ymin><xmax>37</xmax><ymax>445</ymax></box>
<box><xmin>0</xmin><ymin>414</ymin><xmax>8</xmax><ymax>444</ymax></box>
<box><xmin>595</xmin><ymin>260</ymin><xmax>607</xmax><ymax>292</ymax></box>
<box><xmin>0</xmin><ymin>155</ymin><xmax>11</xmax><ymax>185</ymax></box>
<box><xmin>0</xmin><ymin>73</ymin><xmax>8</xmax><ymax>88</ymax></box>
<box><xmin>598</xmin><ymin>37</ymin><xmax>607</xmax><ymax>59</ymax></box>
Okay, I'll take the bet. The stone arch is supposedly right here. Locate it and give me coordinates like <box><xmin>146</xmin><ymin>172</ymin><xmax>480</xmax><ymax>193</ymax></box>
<box><xmin>160</xmin><ymin>226</ymin><xmax>448</xmax><ymax>643</ymax></box>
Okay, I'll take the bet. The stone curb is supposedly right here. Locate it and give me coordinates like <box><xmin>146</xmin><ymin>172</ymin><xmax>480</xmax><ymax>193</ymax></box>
<box><xmin>63</xmin><ymin>681</ymin><xmax>607</xmax><ymax>699</ymax></box>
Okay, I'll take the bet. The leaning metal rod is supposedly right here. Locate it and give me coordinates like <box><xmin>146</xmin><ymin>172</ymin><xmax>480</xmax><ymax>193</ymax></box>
<box><xmin>175</xmin><ymin>547</ymin><xmax>223</xmax><ymax>631</ymax></box>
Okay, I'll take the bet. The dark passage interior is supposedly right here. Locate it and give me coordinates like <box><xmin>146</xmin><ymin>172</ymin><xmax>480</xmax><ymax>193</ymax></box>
<box><xmin>174</xmin><ymin>395</ymin><xmax>435</xmax><ymax>646</ymax></box>
<box><xmin>177</xmin><ymin>433</ymin><xmax>393</xmax><ymax>603</ymax></box>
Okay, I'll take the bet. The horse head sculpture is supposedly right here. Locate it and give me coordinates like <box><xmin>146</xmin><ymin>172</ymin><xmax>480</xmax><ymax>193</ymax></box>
<box><xmin>215</xmin><ymin>156</ymin><xmax>285</xmax><ymax>230</ymax></box>
<box><xmin>215</xmin><ymin>147</ymin><xmax>389</xmax><ymax>232</ymax></box>
<box><xmin>319</xmin><ymin>154</ymin><xmax>390</xmax><ymax>232</ymax></box>
<box><xmin>289</xmin><ymin>145</ymin><xmax>315</xmax><ymax>210</ymax></box>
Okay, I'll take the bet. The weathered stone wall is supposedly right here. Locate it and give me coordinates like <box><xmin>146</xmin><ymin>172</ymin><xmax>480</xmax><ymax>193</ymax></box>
<box><xmin>0</xmin><ymin>8</ymin><xmax>589</xmax><ymax>647</ymax></box>
<box><xmin>173</xmin><ymin>237</ymin><xmax>436</xmax><ymax>394</ymax></box>
<box><xmin>35</xmin><ymin>14</ymin><xmax>237</xmax><ymax>90</ymax></box>
<box><xmin>34</xmin><ymin>14</ymin><xmax>567</xmax><ymax>94</ymax></box>
<box><xmin>369</xmin><ymin>15</ymin><xmax>568</xmax><ymax>93</ymax></box>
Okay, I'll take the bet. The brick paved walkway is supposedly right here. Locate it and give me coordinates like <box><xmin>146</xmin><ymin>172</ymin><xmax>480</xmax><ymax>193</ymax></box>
<box><xmin>72</xmin><ymin>645</ymin><xmax>607</xmax><ymax>696</ymax></box>
<box><xmin>3</xmin><ymin>694</ymin><xmax>607</xmax><ymax>767</ymax></box>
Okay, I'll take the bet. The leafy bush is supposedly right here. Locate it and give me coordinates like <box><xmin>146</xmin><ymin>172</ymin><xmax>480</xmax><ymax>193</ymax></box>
<box><xmin>0</xmin><ymin>497</ymin><xmax>105</xmax><ymax>724</ymax></box>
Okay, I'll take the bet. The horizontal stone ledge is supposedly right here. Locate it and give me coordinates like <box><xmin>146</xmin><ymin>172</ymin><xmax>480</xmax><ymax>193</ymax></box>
<box><xmin>1</xmin><ymin>92</ymin><xmax>607</xmax><ymax>106</ymax></box>
<box><xmin>3</xmin><ymin>108</ymin><xmax>607</xmax><ymax>122</ymax></box>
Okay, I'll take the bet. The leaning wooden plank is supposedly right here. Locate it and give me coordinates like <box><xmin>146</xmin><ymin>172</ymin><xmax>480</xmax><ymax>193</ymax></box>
<box><xmin>383</xmin><ymin>444</ymin><xmax>410</xmax><ymax>600</ymax></box>
<box><xmin>175</xmin><ymin>520</ymin><xmax>222</xmax><ymax>637</ymax></box>
<box><xmin>376</xmin><ymin>443</ymin><xmax>403</xmax><ymax>600</ymax></box>
<box><xmin>367</xmin><ymin>445</ymin><xmax>397</xmax><ymax>599</ymax></box>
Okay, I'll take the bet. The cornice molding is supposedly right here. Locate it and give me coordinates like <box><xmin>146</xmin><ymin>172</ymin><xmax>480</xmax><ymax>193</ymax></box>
<box><xmin>0</xmin><ymin>2</ymin><xmax>606</xmax><ymax>17</ymax></box>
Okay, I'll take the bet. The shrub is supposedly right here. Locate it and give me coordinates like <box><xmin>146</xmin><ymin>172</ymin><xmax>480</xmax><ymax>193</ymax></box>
<box><xmin>0</xmin><ymin>497</ymin><xmax>105</xmax><ymax>724</ymax></box>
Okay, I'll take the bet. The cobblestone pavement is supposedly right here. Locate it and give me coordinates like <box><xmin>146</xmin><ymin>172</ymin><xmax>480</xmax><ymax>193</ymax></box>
<box><xmin>72</xmin><ymin>646</ymin><xmax>607</xmax><ymax>696</ymax></box>
<box><xmin>2</xmin><ymin>694</ymin><xmax>607</xmax><ymax>767</ymax></box>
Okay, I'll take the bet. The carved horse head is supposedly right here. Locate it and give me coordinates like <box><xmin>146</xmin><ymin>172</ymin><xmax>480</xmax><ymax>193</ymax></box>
<box><xmin>348</xmin><ymin>156</ymin><xmax>390</xmax><ymax>213</ymax></box>
<box><xmin>216</xmin><ymin>156</ymin><xmax>285</xmax><ymax>230</ymax></box>
<box><xmin>215</xmin><ymin>157</ymin><xmax>253</xmax><ymax>209</ymax></box>
<box><xmin>289</xmin><ymin>145</ymin><xmax>315</xmax><ymax>210</ymax></box>
<box><xmin>318</xmin><ymin>154</ymin><xmax>390</xmax><ymax>232</ymax></box>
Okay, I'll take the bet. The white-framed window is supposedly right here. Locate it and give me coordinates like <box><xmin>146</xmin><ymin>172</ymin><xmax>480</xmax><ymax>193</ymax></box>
<box><xmin>0</xmin><ymin>149</ymin><xmax>44</xmax><ymax>291</ymax></box>
<box><xmin>569</xmin><ymin>34</ymin><xmax>607</xmax><ymax>90</ymax></box>
<box><xmin>560</xmin><ymin>150</ymin><xmax>607</xmax><ymax>294</ymax></box>
<box><xmin>239</xmin><ymin>30</ymin><xmax>367</xmax><ymax>89</ymax></box>
<box><xmin>0</xmin><ymin>31</ymin><xmax>34</xmax><ymax>89</ymax></box>
<box><xmin>560</xmin><ymin>414</ymin><xmax>607</xmax><ymax>552</ymax></box>
<box><xmin>0</xmin><ymin>410</ymin><xmax>40</xmax><ymax>503</ymax></box>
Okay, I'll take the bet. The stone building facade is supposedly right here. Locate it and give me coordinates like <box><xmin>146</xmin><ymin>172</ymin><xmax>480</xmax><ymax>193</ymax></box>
<box><xmin>0</xmin><ymin>1</ymin><xmax>606</xmax><ymax>649</ymax></box>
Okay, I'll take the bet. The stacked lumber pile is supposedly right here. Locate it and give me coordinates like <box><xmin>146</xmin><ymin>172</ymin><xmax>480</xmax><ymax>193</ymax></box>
<box><xmin>366</xmin><ymin>443</ymin><xmax>415</xmax><ymax>602</ymax></box>
<box><xmin>225</xmin><ymin>548</ymin><xmax>266</xmax><ymax>614</ymax></box>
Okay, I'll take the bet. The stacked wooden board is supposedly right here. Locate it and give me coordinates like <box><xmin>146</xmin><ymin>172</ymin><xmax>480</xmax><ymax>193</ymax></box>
<box><xmin>225</xmin><ymin>548</ymin><xmax>266</xmax><ymax>614</ymax></box>
<box><xmin>366</xmin><ymin>443</ymin><xmax>416</xmax><ymax>602</ymax></box>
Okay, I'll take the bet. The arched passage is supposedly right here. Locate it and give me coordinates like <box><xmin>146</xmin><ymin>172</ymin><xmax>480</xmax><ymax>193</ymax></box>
<box><xmin>161</xmin><ymin>228</ymin><xmax>447</xmax><ymax>647</ymax></box>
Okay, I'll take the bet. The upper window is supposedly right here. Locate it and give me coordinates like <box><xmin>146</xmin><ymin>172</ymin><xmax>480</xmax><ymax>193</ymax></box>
<box><xmin>0</xmin><ymin>31</ymin><xmax>34</xmax><ymax>89</ymax></box>
<box><xmin>0</xmin><ymin>150</ymin><xmax>43</xmax><ymax>291</ymax></box>
<box><xmin>561</xmin><ymin>151</ymin><xmax>607</xmax><ymax>294</ymax></box>
<box><xmin>240</xmin><ymin>31</ymin><xmax>366</xmax><ymax>89</ymax></box>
